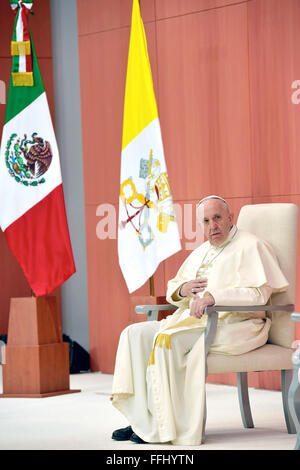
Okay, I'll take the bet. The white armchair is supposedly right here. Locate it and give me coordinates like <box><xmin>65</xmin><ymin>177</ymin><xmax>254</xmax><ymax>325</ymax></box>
<box><xmin>136</xmin><ymin>203</ymin><xmax>298</xmax><ymax>443</ymax></box>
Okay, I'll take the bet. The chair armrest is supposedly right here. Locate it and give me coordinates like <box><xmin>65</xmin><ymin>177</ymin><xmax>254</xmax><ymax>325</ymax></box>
<box><xmin>135</xmin><ymin>303</ymin><xmax>294</xmax><ymax>316</ymax></box>
<box><xmin>135</xmin><ymin>303</ymin><xmax>294</xmax><ymax>351</ymax></box>
<box><xmin>135</xmin><ymin>304</ymin><xmax>176</xmax><ymax>313</ymax></box>
<box><xmin>135</xmin><ymin>304</ymin><xmax>177</xmax><ymax>321</ymax></box>
<box><xmin>203</xmin><ymin>304</ymin><xmax>294</xmax><ymax>356</ymax></box>
<box><xmin>205</xmin><ymin>304</ymin><xmax>294</xmax><ymax>313</ymax></box>
<box><xmin>291</xmin><ymin>313</ymin><xmax>300</xmax><ymax>323</ymax></box>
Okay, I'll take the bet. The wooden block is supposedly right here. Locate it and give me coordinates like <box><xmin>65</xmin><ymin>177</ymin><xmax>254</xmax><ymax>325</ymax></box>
<box><xmin>7</xmin><ymin>297</ymin><xmax>62</xmax><ymax>346</ymax></box>
<box><xmin>2</xmin><ymin>343</ymin><xmax>70</xmax><ymax>396</ymax></box>
<box><xmin>0</xmin><ymin>297</ymin><xmax>80</xmax><ymax>398</ymax></box>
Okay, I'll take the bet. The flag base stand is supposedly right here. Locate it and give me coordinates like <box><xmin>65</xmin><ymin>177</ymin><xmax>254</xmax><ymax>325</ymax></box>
<box><xmin>0</xmin><ymin>391</ymin><xmax>80</xmax><ymax>399</ymax></box>
<box><xmin>0</xmin><ymin>297</ymin><xmax>81</xmax><ymax>398</ymax></box>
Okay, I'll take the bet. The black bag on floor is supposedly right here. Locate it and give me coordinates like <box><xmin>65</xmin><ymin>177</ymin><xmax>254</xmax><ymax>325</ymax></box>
<box><xmin>63</xmin><ymin>334</ymin><xmax>90</xmax><ymax>374</ymax></box>
<box><xmin>0</xmin><ymin>334</ymin><xmax>7</xmax><ymax>344</ymax></box>
<box><xmin>0</xmin><ymin>334</ymin><xmax>7</xmax><ymax>364</ymax></box>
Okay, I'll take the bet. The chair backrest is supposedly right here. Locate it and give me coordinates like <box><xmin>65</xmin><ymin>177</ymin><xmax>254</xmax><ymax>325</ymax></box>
<box><xmin>237</xmin><ymin>203</ymin><xmax>298</xmax><ymax>348</ymax></box>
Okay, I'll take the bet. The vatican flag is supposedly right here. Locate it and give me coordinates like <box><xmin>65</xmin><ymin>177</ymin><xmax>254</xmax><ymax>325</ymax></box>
<box><xmin>118</xmin><ymin>0</ymin><xmax>181</xmax><ymax>293</ymax></box>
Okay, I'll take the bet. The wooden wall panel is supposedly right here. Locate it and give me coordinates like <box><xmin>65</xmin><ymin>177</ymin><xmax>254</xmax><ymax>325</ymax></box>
<box><xmin>85</xmin><ymin>205</ymin><xmax>128</xmax><ymax>372</ymax></box>
<box><xmin>248</xmin><ymin>0</ymin><xmax>300</xmax><ymax>197</ymax></box>
<box><xmin>0</xmin><ymin>59</ymin><xmax>11</xmax><ymax>125</ymax></box>
<box><xmin>157</xmin><ymin>3</ymin><xmax>252</xmax><ymax>202</ymax></box>
<box><xmin>155</xmin><ymin>0</ymin><xmax>249</xmax><ymax>19</ymax></box>
<box><xmin>76</xmin><ymin>0</ymin><xmax>155</xmax><ymax>36</ymax></box>
<box><xmin>0</xmin><ymin>2</ymin><xmax>14</xmax><ymax>58</ymax></box>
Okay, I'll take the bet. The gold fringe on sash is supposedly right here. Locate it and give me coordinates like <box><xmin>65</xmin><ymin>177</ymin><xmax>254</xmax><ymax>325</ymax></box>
<box><xmin>11</xmin><ymin>40</ymin><xmax>31</xmax><ymax>56</ymax></box>
<box><xmin>12</xmin><ymin>72</ymin><xmax>34</xmax><ymax>87</ymax></box>
<box><xmin>148</xmin><ymin>333</ymin><xmax>171</xmax><ymax>366</ymax></box>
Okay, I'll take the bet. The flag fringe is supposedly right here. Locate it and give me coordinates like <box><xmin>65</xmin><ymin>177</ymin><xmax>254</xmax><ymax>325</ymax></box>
<box><xmin>11</xmin><ymin>40</ymin><xmax>31</xmax><ymax>56</ymax></box>
<box><xmin>12</xmin><ymin>72</ymin><xmax>34</xmax><ymax>87</ymax></box>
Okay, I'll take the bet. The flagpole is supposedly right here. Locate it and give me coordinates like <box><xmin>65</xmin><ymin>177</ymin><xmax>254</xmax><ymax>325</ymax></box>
<box><xmin>149</xmin><ymin>275</ymin><xmax>154</xmax><ymax>296</ymax></box>
<box><xmin>141</xmin><ymin>0</ymin><xmax>153</xmax><ymax>301</ymax></box>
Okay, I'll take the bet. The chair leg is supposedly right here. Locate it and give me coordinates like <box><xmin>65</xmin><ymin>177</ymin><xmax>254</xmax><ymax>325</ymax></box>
<box><xmin>237</xmin><ymin>372</ymin><xmax>254</xmax><ymax>428</ymax></box>
<box><xmin>282</xmin><ymin>369</ymin><xmax>296</xmax><ymax>434</ymax></box>
<box><xmin>201</xmin><ymin>400</ymin><xmax>207</xmax><ymax>444</ymax></box>
<box><xmin>288</xmin><ymin>365</ymin><xmax>300</xmax><ymax>449</ymax></box>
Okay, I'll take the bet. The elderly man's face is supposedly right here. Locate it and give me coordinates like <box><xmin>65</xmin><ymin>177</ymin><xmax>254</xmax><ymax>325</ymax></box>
<box><xmin>197</xmin><ymin>199</ymin><xmax>233</xmax><ymax>246</ymax></box>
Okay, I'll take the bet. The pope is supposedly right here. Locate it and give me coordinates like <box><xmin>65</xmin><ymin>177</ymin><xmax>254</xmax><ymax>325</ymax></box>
<box><xmin>111</xmin><ymin>195</ymin><xmax>289</xmax><ymax>445</ymax></box>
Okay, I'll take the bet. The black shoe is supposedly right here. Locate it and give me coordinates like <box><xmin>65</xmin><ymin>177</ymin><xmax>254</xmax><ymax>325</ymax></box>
<box><xmin>130</xmin><ymin>432</ymin><xmax>148</xmax><ymax>444</ymax></box>
<box><xmin>112</xmin><ymin>425</ymin><xmax>133</xmax><ymax>441</ymax></box>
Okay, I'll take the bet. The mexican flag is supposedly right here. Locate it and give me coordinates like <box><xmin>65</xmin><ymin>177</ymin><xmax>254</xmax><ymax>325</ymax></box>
<box><xmin>118</xmin><ymin>0</ymin><xmax>181</xmax><ymax>293</ymax></box>
<box><xmin>0</xmin><ymin>1</ymin><xmax>75</xmax><ymax>296</ymax></box>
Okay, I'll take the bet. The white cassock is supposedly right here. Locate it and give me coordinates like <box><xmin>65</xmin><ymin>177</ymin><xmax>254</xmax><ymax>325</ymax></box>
<box><xmin>112</xmin><ymin>226</ymin><xmax>289</xmax><ymax>445</ymax></box>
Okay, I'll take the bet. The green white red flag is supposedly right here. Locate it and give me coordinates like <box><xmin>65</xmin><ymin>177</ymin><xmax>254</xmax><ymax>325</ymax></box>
<box><xmin>0</xmin><ymin>0</ymin><xmax>75</xmax><ymax>296</ymax></box>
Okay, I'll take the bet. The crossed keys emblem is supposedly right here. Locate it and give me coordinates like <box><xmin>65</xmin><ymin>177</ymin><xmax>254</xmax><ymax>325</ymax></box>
<box><xmin>119</xmin><ymin>150</ymin><xmax>176</xmax><ymax>249</ymax></box>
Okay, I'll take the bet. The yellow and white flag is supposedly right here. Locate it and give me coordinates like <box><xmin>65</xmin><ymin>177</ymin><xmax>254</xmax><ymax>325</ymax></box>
<box><xmin>118</xmin><ymin>0</ymin><xmax>181</xmax><ymax>293</ymax></box>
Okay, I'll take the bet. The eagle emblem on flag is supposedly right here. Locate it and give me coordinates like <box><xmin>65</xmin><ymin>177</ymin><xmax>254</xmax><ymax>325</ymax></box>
<box><xmin>5</xmin><ymin>132</ymin><xmax>53</xmax><ymax>186</ymax></box>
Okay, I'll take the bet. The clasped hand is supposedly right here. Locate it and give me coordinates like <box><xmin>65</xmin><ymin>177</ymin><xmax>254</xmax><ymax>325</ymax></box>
<box><xmin>190</xmin><ymin>294</ymin><xmax>215</xmax><ymax>318</ymax></box>
<box><xmin>180</xmin><ymin>278</ymin><xmax>215</xmax><ymax>319</ymax></box>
